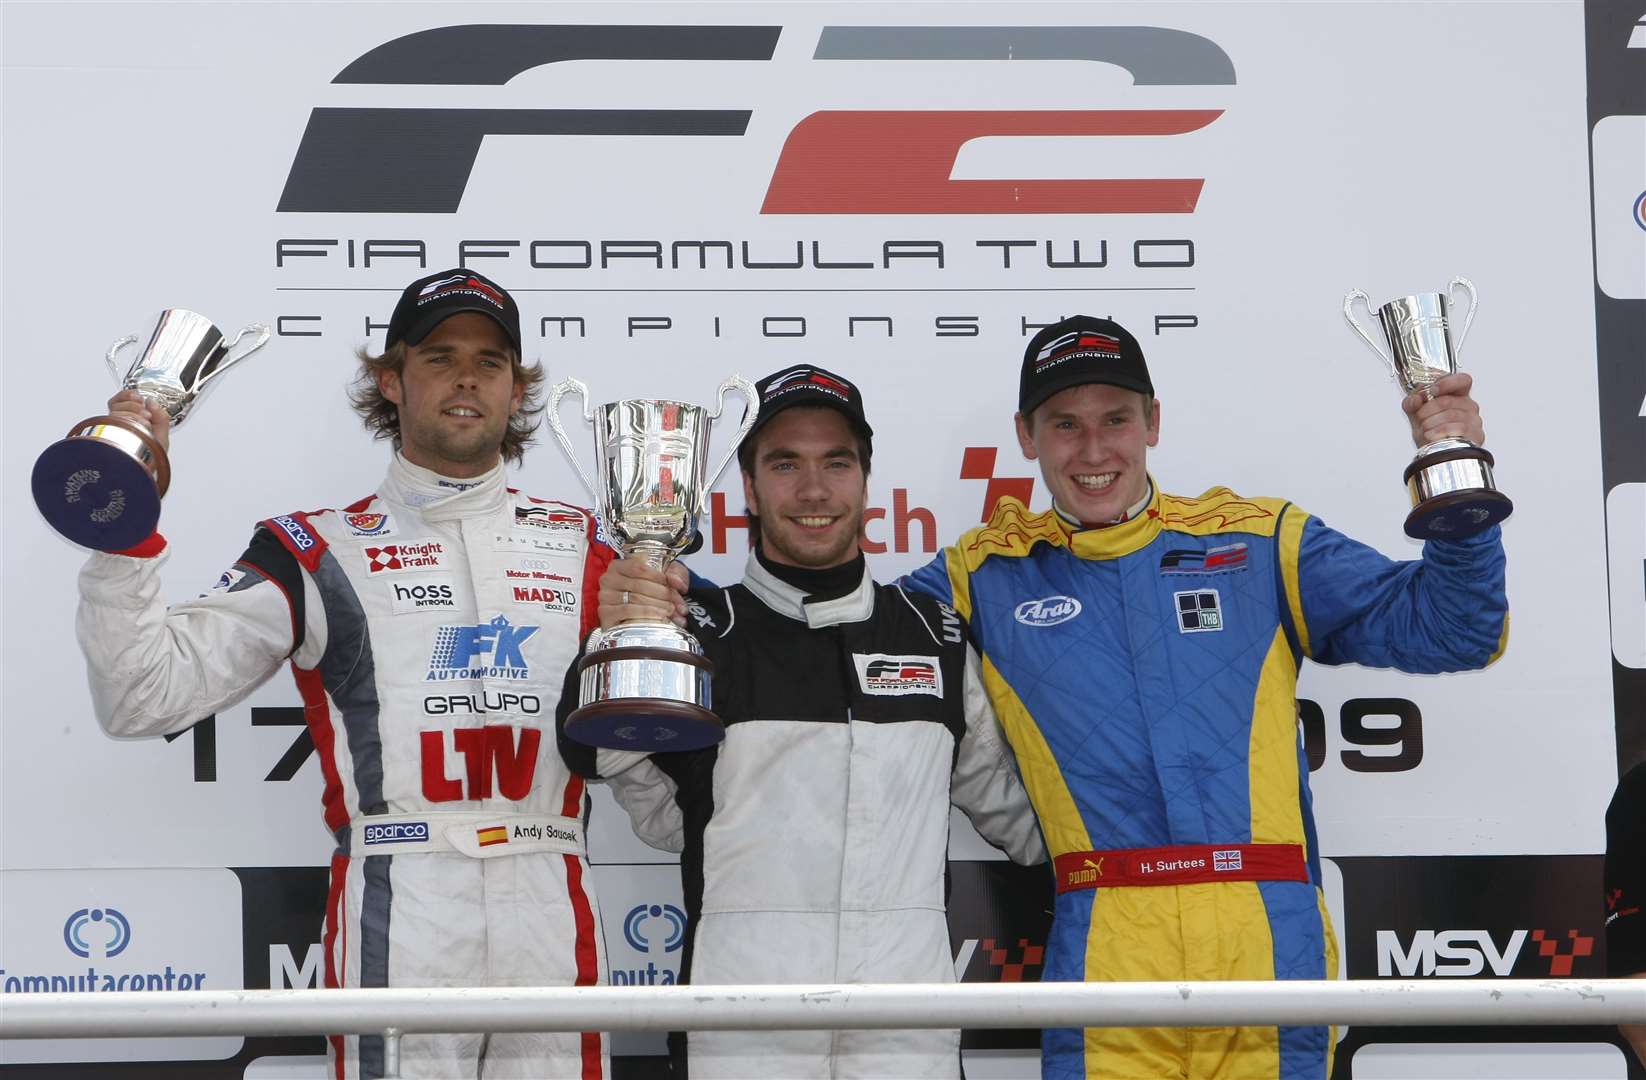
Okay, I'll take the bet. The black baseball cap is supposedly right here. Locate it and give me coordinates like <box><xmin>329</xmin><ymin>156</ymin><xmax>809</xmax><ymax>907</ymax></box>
<box><xmin>386</xmin><ymin>268</ymin><xmax>522</xmax><ymax>352</ymax></box>
<box><xmin>1019</xmin><ymin>316</ymin><xmax>1154</xmax><ymax>416</ymax></box>
<box><xmin>747</xmin><ymin>364</ymin><xmax>874</xmax><ymax>444</ymax></box>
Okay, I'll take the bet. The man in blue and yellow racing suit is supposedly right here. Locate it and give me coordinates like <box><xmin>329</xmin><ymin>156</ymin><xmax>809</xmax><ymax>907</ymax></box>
<box><xmin>905</xmin><ymin>316</ymin><xmax>1508</xmax><ymax>1080</ymax></box>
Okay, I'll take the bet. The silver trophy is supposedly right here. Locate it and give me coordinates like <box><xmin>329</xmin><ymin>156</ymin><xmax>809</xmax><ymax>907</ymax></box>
<box><xmin>549</xmin><ymin>375</ymin><xmax>758</xmax><ymax>751</ymax></box>
<box><xmin>32</xmin><ymin>309</ymin><xmax>270</xmax><ymax>551</ymax></box>
<box><xmin>1343</xmin><ymin>277</ymin><xmax>1511</xmax><ymax>539</ymax></box>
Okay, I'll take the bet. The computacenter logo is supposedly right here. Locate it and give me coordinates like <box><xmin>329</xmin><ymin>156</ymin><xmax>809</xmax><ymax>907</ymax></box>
<box><xmin>279</xmin><ymin>24</ymin><xmax>1234</xmax><ymax>215</ymax></box>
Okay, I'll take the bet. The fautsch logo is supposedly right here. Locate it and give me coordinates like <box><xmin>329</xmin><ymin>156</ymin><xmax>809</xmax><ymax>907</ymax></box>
<box><xmin>278</xmin><ymin>24</ymin><xmax>1233</xmax><ymax>215</ymax></box>
<box><xmin>63</xmin><ymin>908</ymin><xmax>131</xmax><ymax>959</ymax></box>
<box><xmin>1160</xmin><ymin>542</ymin><xmax>1248</xmax><ymax>575</ymax></box>
<box><xmin>854</xmin><ymin>653</ymin><xmax>943</xmax><ymax>697</ymax></box>
<box><xmin>365</xmin><ymin>540</ymin><xmax>445</xmax><ymax>574</ymax></box>
<box><xmin>427</xmin><ymin>615</ymin><xmax>538</xmax><ymax>680</ymax></box>
<box><xmin>1174</xmin><ymin>588</ymin><xmax>1223</xmax><ymax>632</ymax></box>
<box><xmin>345</xmin><ymin>511</ymin><xmax>392</xmax><ymax>536</ymax></box>
<box><xmin>623</xmin><ymin>903</ymin><xmax>687</xmax><ymax>953</ymax></box>
<box><xmin>1014</xmin><ymin>595</ymin><xmax>1081</xmax><ymax>627</ymax></box>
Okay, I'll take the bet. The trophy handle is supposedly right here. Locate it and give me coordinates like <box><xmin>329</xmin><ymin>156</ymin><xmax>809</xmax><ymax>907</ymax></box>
<box><xmin>1447</xmin><ymin>277</ymin><xmax>1477</xmax><ymax>357</ymax></box>
<box><xmin>547</xmin><ymin>377</ymin><xmax>601</xmax><ymax>503</ymax></box>
<box><xmin>1343</xmin><ymin>290</ymin><xmax>1397</xmax><ymax>379</ymax></box>
<box><xmin>196</xmin><ymin>323</ymin><xmax>272</xmax><ymax>389</ymax></box>
<box><xmin>698</xmin><ymin>374</ymin><xmax>760</xmax><ymax>516</ymax></box>
<box><xmin>106</xmin><ymin>335</ymin><xmax>139</xmax><ymax>385</ymax></box>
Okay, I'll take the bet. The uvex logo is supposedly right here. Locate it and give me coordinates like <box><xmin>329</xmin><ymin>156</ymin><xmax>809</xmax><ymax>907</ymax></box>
<box><xmin>280</xmin><ymin>25</ymin><xmax>1233</xmax><ymax>215</ymax></box>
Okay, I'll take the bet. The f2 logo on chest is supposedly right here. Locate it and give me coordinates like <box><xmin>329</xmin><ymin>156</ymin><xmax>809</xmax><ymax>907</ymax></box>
<box><xmin>421</xmin><ymin>725</ymin><xmax>540</xmax><ymax>801</ymax></box>
<box><xmin>854</xmin><ymin>654</ymin><xmax>944</xmax><ymax>697</ymax></box>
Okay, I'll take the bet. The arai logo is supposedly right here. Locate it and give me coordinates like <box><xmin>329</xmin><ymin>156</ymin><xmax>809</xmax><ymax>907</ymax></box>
<box><xmin>1014</xmin><ymin>596</ymin><xmax>1081</xmax><ymax>626</ymax></box>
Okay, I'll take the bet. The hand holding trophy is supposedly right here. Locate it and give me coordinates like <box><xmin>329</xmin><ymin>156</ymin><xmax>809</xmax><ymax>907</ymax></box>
<box><xmin>32</xmin><ymin>309</ymin><xmax>269</xmax><ymax>552</ymax></box>
<box><xmin>1343</xmin><ymin>278</ymin><xmax>1512</xmax><ymax>539</ymax></box>
<box><xmin>549</xmin><ymin>375</ymin><xmax>758</xmax><ymax>751</ymax></box>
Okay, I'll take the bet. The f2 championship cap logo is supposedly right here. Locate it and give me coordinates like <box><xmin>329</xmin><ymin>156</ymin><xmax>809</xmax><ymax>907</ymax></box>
<box><xmin>278</xmin><ymin>25</ymin><xmax>1234</xmax><ymax>215</ymax></box>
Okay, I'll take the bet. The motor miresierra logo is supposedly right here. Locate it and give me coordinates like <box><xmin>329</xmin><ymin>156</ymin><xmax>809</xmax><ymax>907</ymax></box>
<box><xmin>0</xmin><ymin>908</ymin><xmax>209</xmax><ymax>993</ymax></box>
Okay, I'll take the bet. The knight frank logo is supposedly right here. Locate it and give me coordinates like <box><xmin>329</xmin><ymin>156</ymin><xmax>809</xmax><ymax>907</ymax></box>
<box><xmin>279</xmin><ymin>24</ymin><xmax>1234</xmax><ymax>214</ymax></box>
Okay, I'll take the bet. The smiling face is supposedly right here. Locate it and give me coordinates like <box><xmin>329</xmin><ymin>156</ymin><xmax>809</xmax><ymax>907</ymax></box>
<box><xmin>1017</xmin><ymin>382</ymin><xmax>1160</xmax><ymax>526</ymax></box>
<box><xmin>741</xmin><ymin>406</ymin><xmax>868</xmax><ymax>569</ymax></box>
<box><xmin>377</xmin><ymin>312</ymin><xmax>524</xmax><ymax>478</ymax></box>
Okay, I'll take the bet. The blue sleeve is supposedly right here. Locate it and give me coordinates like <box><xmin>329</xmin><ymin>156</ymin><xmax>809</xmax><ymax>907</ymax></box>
<box><xmin>685</xmin><ymin>566</ymin><xmax>719</xmax><ymax>593</ymax></box>
<box><xmin>1297</xmin><ymin>519</ymin><xmax>1507</xmax><ymax>672</ymax></box>
<box><xmin>900</xmin><ymin>552</ymin><xmax>956</xmax><ymax>606</ymax></box>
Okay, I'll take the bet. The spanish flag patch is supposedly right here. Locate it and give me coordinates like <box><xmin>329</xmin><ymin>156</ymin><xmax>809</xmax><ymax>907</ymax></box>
<box><xmin>477</xmin><ymin>826</ymin><xmax>509</xmax><ymax>848</ymax></box>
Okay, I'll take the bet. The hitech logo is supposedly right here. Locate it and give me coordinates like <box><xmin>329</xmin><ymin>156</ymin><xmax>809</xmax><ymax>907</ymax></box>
<box><xmin>278</xmin><ymin>24</ymin><xmax>1233</xmax><ymax>215</ymax></box>
<box><xmin>63</xmin><ymin>908</ymin><xmax>130</xmax><ymax>959</ymax></box>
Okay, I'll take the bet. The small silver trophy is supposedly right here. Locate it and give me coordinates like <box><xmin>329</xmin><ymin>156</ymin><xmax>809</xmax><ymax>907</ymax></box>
<box><xmin>549</xmin><ymin>375</ymin><xmax>758</xmax><ymax>751</ymax></box>
<box><xmin>32</xmin><ymin>309</ymin><xmax>270</xmax><ymax>551</ymax></box>
<box><xmin>1343</xmin><ymin>277</ymin><xmax>1512</xmax><ymax>539</ymax></box>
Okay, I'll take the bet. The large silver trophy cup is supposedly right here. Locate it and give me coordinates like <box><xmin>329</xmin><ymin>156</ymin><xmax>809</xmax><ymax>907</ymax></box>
<box><xmin>32</xmin><ymin>309</ymin><xmax>269</xmax><ymax>551</ymax></box>
<box><xmin>1343</xmin><ymin>277</ymin><xmax>1511</xmax><ymax>539</ymax></box>
<box><xmin>550</xmin><ymin>376</ymin><xmax>758</xmax><ymax>751</ymax></box>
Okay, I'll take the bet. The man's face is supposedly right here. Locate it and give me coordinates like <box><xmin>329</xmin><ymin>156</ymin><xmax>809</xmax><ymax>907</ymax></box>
<box><xmin>378</xmin><ymin>312</ymin><xmax>523</xmax><ymax>478</ymax></box>
<box><xmin>742</xmin><ymin>406</ymin><xmax>868</xmax><ymax>569</ymax></box>
<box><xmin>1016</xmin><ymin>382</ymin><xmax>1160</xmax><ymax>526</ymax></box>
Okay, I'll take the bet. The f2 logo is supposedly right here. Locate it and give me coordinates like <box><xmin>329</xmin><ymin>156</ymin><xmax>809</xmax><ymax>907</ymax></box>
<box><xmin>280</xmin><ymin>24</ymin><xmax>1233</xmax><ymax>215</ymax></box>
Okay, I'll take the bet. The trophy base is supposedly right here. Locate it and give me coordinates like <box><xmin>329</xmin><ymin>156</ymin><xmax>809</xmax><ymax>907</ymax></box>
<box><xmin>1402</xmin><ymin>441</ymin><xmax>1512</xmax><ymax>540</ymax></box>
<box><xmin>567</xmin><ymin>623</ymin><xmax>722</xmax><ymax>751</ymax></box>
<box><xmin>32</xmin><ymin>419</ymin><xmax>168</xmax><ymax>552</ymax></box>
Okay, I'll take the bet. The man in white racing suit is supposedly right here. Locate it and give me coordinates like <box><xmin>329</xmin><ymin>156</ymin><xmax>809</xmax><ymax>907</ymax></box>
<box><xmin>76</xmin><ymin>269</ymin><xmax>621</xmax><ymax>1080</ymax></box>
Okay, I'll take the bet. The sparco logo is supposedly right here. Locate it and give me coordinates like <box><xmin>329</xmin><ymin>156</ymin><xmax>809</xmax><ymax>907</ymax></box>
<box><xmin>278</xmin><ymin>25</ymin><xmax>1233</xmax><ymax>215</ymax></box>
<box><xmin>363</xmin><ymin>822</ymin><xmax>429</xmax><ymax>845</ymax></box>
<box><xmin>1015</xmin><ymin>596</ymin><xmax>1081</xmax><ymax>626</ymax></box>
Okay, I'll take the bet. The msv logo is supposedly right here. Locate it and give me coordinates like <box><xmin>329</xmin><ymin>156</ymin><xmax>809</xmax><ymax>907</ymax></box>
<box><xmin>279</xmin><ymin>24</ymin><xmax>1234</xmax><ymax>215</ymax></box>
<box><xmin>623</xmin><ymin>903</ymin><xmax>687</xmax><ymax>954</ymax></box>
<box><xmin>63</xmin><ymin>908</ymin><xmax>131</xmax><ymax>959</ymax></box>
<box><xmin>1015</xmin><ymin>595</ymin><xmax>1081</xmax><ymax>627</ymax></box>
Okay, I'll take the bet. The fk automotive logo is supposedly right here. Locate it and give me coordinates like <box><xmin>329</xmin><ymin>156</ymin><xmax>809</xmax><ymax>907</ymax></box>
<box><xmin>279</xmin><ymin>24</ymin><xmax>1234</xmax><ymax>215</ymax></box>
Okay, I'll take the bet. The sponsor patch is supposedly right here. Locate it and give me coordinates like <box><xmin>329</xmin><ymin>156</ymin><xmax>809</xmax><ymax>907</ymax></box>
<box><xmin>363</xmin><ymin>822</ymin><xmax>429</xmax><ymax>846</ymax></box>
<box><xmin>1159</xmin><ymin>542</ymin><xmax>1249</xmax><ymax>575</ymax></box>
<box><xmin>1213</xmin><ymin>848</ymin><xmax>1243</xmax><ymax>872</ymax></box>
<box><xmin>271</xmin><ymin>515</ymin><xmax>316</xmax><ymax>551</ymax></box>
<box><xmin>515</xmin><ymin>505</ymin><xmax>586</xmax><ymax>533</ymax></box>
<box><xmin>1034</xmin><ymin>330</ymin><xmax>1122</xmax><ymax>373</ymax></box>
<box><xmin>476</xmin><ymin>826</ymin><xmax>509</xmax><ymax>848</ymax></box>
<box><xmin>388</xmin><ymin>575</ymin><xmax>458</xmax><ymax>614</ymax></box>
<box><xmin>345</xmin><ymin>511</ymin><xmax>393</xmax><ymax>537</ymax></box>
<box><xmin>1014</xmin><ymin>595</ymin><xmax>1082</xmax><ymax>627</ymax></box>
<box><xmin>853</xmin><ymin>653</ymin><xmax>943</xmax><ymax>697</ymax></box>
<box><xmin>502</xmin><ymin>565</ymin><xmax>574</xmax><ymax>584</ymax></box>
<box><xmin>364</xmin><ymin>539</ymin><xmax>445</xmax><ymax>575</ymax></box>
<box><xmin>427</xmin><ymin>615</ymin><xmax>538</xmax><ymax>681</ymax></box>
<box><xmin>211</xmin><ymin>568</ymin><xmax>248</xmax><ymax>593</ymax></box>
<box><xmin>493</xmin><ymin>532</ymin><xmax>580</xmax><ymax>557</ymax></box>
<box><xmin>762</xmin><ymin>366</ymin><xmax>852</xmax><ymax>403</ymax></box>
<box><xmin>509</xmin><ymin>583</ymin><xmax>578</xmax><ymax>613</ymax></box>
<box><xmin>1174</xmin><ymin>588</ymin><xmax>1223</xmax><ymax>633</ymax></box>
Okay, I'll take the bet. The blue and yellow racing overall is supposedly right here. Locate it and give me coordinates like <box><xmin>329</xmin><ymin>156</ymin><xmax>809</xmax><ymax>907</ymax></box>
<box><xmin>905</xmin><ymin>484</ymin><xmax>1508</xmax><ymax>1080</ymax></box>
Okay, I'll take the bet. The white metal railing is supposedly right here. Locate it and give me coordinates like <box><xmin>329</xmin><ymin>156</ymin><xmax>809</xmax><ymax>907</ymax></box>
<box><xmin>3</xmin><ymin>980</ymin><xmax>1641</xmax><ymax>1079</ymax></box>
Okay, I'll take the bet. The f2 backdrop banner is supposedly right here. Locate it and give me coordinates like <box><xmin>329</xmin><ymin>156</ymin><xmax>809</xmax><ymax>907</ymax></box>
<box><xmin>2</xmin><ymin>2</ymin><xmax>1639</xmax><ymax>1077</ymax></box>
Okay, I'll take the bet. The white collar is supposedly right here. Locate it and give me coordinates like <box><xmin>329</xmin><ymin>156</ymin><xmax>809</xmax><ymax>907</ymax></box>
<box><xmin>740</xmin><ymin>551</ymin><xmax>876</xmax><ymax>628</ymax></box>
<box><xmin>382</xmin><ymin>452</ymin><xmax>507</xmax><ymax>521</ymax></box>
<box><xmin>1054</xmin><ymin>478</ymin><xmax>1154</xmax><ymax>531</ymax></box>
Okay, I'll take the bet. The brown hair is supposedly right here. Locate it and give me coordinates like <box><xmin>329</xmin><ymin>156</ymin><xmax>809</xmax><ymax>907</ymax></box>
<box><xmin>735</xmin><ymin>409</ymin><xmax>873</xmax><ymax>543</ymax></box>
<box><xmin>348</xmin><ymin>341</ymin><xmax>546</xmax><ymax>465</ymax></box>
